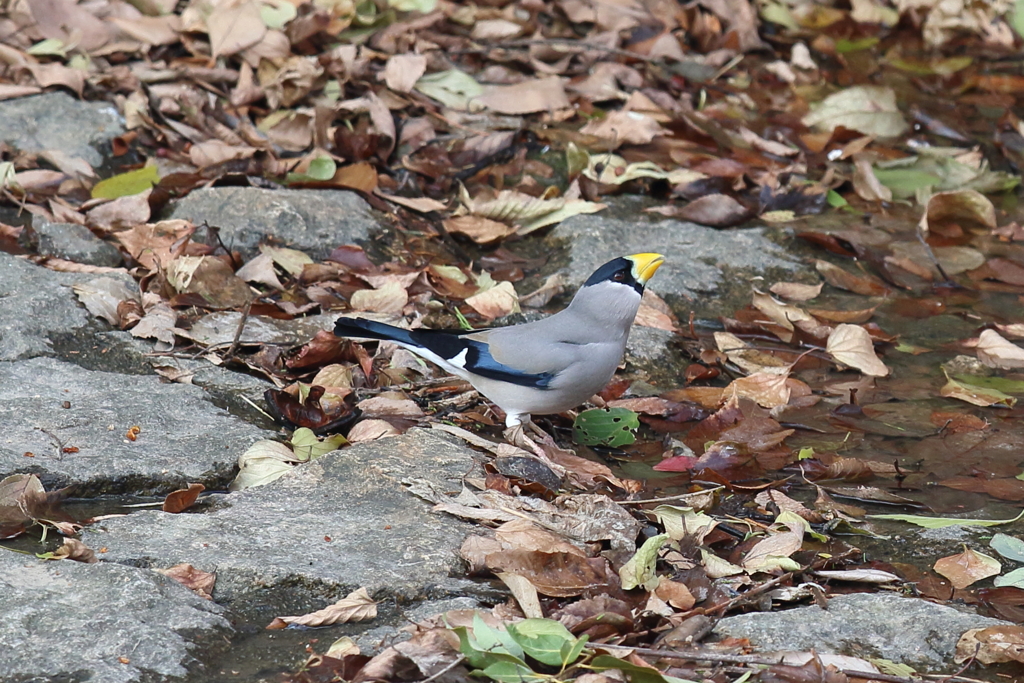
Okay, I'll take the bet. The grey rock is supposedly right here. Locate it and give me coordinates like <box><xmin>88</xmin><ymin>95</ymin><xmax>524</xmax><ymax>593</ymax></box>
<box><xmin>88</xmin><ymin>430</ymin><xmax>486</xmax><ymax>615</ymax></box>
<box><xmin>0</xmin><ymin>251</ymin><xmax>102</xmax><ymax>360</ymax></box>
<box><xmin>713</xmin><ymin>592</ymin><xmax>1009</xmax><ymax>671</ymax></box>
<box><xmin>549</xmin><ymin>215</ymin><xmax>808</xmax><ymax>317</ymax></box>
<box><xmin>0</xmin><ymin>91</ymin><xmax>123</xmax><ymax>167</ymax></box>
<box><xmin>166</xmin><ymin>186</ymin><xmax>381</xmax><ymax>259</ymax></box>
<box><xmin>32</xmin><ymin>217</ymin><xmax>123</xmax><ymax>267</ymax></box>
<box><xmin>0</xmin><ymin>550</ymin><xmax>230</xmax><ymax>683</ymax></box>
<box><xmin>0</xmin><ymin>357</ymin><xmax>271</xmax><ymax>494</ymax></box>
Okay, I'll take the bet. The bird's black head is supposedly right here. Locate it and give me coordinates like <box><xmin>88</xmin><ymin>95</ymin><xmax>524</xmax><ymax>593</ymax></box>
<box><xmin>582</xmin><ymin>254</ymin><xmax>665</xmax><ymax>295</ymax></box>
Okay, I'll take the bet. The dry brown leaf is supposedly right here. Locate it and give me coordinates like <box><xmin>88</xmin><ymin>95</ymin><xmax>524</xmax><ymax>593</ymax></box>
<box><xmin>356</xmin><ymin>396</ymin><xmax>424</xmax><ymax>420</ymax></box>
<box><xmin>267</xmin><ymin>587</ymin><xmax>377</xmax><ymax>629</ymax></box>
<box><xmin>474</xmin><ymin>77</ymin><xmax>570</xmax><ymax>115</ymax></box>
<box><xmin>350</xmin><ymin>280</ymin><xmax>408</xmax><ymax>314</ymax></box>
<box><xmin>48</xmin><ymin>538</ymin><xmax>98</xmax><ymax>564</ymax></box>
<box><xmin>933</xmin><ymin>547</ymin><xmax>1001</xmax><ymax>589</ymax></box>
<box><xmin>920</xmin><ymin>189</ymin><xmax>996</xmax><ymax>233</ymax></box>
<box><xmin>725</xmin><ymin>371</ymin><xmax>792</xmax><ymax>409</ymax></box>
<box><xmin>852</xmin><ymin>155</ymin><xmax>892</xmax><ymax>202</ymax></box>
<box><xmin>443</xmin><ymin>215</ymin><xmax>515</xmax><ymax>244</ymax></box>
<box><xmin>347</xmin><ymin>419</ymin><xmax>401</xmax><ymax>442</ymax></box>
<box><xmin>377</xmin><ymin>193</ymin><xmax>447</xmax><ymax>213</ymax></box>
<box><xmin>654</xmin><ymin>578</ymin><xmax>696</xmax><ymax>610</ymax></box>
<box><xmin>466</xmin><ymin>280</ymin><xmax>520</xmax><ymax>320</ymax></box>
<box><xmin>815</xmin><ymin>260</ymin><xmax>889</xmax><ymax>296</ymax></box>
<box><xmin>157</xmin><ymin>563</ymin><xmax>215</xmax><ymax>600</ymax></box>
<box><xmin>208</xmin><ymin>0</ymin><xmax>266</xmax><ymax>58</ymax></box>
<box><xmin>162</xmin><ymin>483</ymin><xmax>205</xmax><ymax>513</ymax></box>
<box><xmin>955</xmin><ymin>626</ymin><xmax>1024</xmax><ymax>665</ymax></box>
<box><xmin>382</xmin><ymin>54</ymin><xmax>427</xmax><ymax>93</ymax></box>
<box><xmin>826</xmin><ymin>324</ymin><xmax>889</xmax><ymax>377</ymax></box>
<box><xmin>579</xmin><ymin>110</ymin><xmax>667</xmax><ymax>147</ymax></box>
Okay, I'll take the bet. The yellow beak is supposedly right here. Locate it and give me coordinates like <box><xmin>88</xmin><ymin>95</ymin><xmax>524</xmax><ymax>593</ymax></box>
<box><xmin>627</xmin><ymin>253</ymin><xmax>665</xmax><ymax>284</ymax></box>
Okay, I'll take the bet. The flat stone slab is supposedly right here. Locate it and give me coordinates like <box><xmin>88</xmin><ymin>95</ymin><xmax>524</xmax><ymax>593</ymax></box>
<box><xmin>0</xmin><ymin>550</ymin><xmax>230</xmax><ymax>683</ymax></box>
<box><xmin>0</xmin><ymin>252</ymin><xmax>110</xmax><ymax>361</ymax></box>
<box><xmin>0</xmin><ymin>91</ymin><xmax>123</xmax><ymax>167</ymax></box>
<box><xmin>713</xmin><ymin>592</ymin><xmax>1009</xmax><ymax>671</ymax></box>
<box><xmin>550</xmin><ymin>215</ymin><xmax>808</xmax><ymax>317</ymax></box>
<box><xmin>0</xmin><ymin>357</ymin><xmax>272</xmax><ymax>494</ymax></box>
<box><xmin>33</xmin><ymin>217</ymin><xmax>123</xmax><ymax>267</ymax></box>
<box><xmin>166</xmin><ymin>186</ymin><xmax>381</xmax><ymax>259</ymax></box>
<box><xmin>89</xmin><ymin>430</ymin><xmax>485</xmax><ymax>614</ymax></box>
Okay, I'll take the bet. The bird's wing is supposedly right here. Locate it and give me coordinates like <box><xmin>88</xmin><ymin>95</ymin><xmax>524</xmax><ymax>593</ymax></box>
<box><xmin>334</xmin><ymin>317</ymin><xmax>555</xmax><ymax>389</ymax></box>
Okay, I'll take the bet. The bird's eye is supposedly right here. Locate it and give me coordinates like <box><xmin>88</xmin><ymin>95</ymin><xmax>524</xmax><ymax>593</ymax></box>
<box><xmin>612</xmin><ymin>272</ymin><xmax>627</xmax><ymax>282</ymax></box>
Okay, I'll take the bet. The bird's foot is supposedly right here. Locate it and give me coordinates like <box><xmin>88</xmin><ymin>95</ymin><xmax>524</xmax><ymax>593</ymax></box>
<box><xmin>503</xmin><ymin>424</ymin><xmax>568</xmax><ymax>474</ymax></box>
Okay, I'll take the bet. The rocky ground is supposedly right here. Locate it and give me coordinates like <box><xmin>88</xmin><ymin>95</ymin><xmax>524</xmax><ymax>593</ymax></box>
<box><xmin>0</xmin><ymin>92</ymin><xmax>1014</xmax><ymax>683</ymax></box>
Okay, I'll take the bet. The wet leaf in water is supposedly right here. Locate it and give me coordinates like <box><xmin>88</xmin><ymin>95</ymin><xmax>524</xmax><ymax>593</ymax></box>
<box><xmin>268</xmin><ymin>587</ymin><xmax>377</xmax><ymax>629</ymax></box>
<box><xmin>955</xmin><ymin>625</ymin><xmax>1024</xmax><ymax>664</ymax></box>
<box><xmin>991</xmin><ymin>533</ymin><xmax>1024</xmax><ymax>563</ymax></box>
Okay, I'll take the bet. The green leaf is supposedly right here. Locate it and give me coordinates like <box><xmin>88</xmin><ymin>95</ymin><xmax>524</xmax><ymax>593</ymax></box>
<box><xmin>834</xmin><ymin>37</ymin><xmax>880</xmax><ymax>53</ymax></box>
<box><xmin>290</xmin><ymin>428</ymin><xmax>345</xmax><ymax>461</ymax></box>
<box><xmin>994</xmin><ymin>566</ymin><xmax>1024</xmax><ymax>589</ymax></box>
<box><xmin>388</xmin><ymin>0</ymin><xmax>437</xmax><ymax>11</ymax></box>
<box><xmin>619</xmin><ymin>534</ymin><xmax>668</xmax><ymax>590</ymax></box>
<box><xmin>260</xmin><ymin>1</ymin><xmax>296</xmax><ymax>29</ymax></box>
<box><xmin>951</xmin><ymin>373</ymin><xmax>1024</xmax><ymax>395</ymax></box>
<box><xmin>470</xmin><ymin>613</ymin><xmax>525</xmax><ymax>660</ymax></box>
<box><xmin>826</xmin><ymin>190</ymin><xmax>848</xmax><ymax>208</ymax></box>
<box><xmin>91</xmin><ymin>165</ymin><xmax>160</xmax><ymax>199</ymax></box>
<box><xmin>573</xmin><ymin>408</ymin><xmax>640</xmax><ymax>447</ymax></box>
<box><xmin>415</xmin><ymin>69</ymin><xmax>484</xmax><ymax>110</ymax></box>
<box><xmin>561</xmin><ymin>634</ymin><xmax>589</xmax><ymax>668</ymax></box>
<box><xmin>506</xmin><ymin>619</ymin><xmax>578</xmax><ymax>667</ymax></box>
<box><xmin>1012</xmin><ymin>0</ymin><xmax>1024</xmax><ymax>39</ymax></box>
<box><xmin>590</xmin><ymin>655</ymin><xmax>699</xmax><ymax>683</ymax></box>
<box><xmin>991</xmin><ymin>533</ymin><xmax>1024</xmax><ymax>563</ymax></box>
<box><xmin>566</xmin><ymin>142</ymin><xmax>589</xmax><ymax>177</ymax></box>
<box><xmin>477</xmin><ymin>660</ymin><xmax>546</xmax><ymax>683</ymax></box>
<box><xmin>869</xmin><ymin>659</ymin><xmax>917</xmax><ymax>677</ymax></box>
<box><xmin>27</xmin><ymin>38</ymin><xmax>67</xmax><ymax>57</ymax></box>
<box><xmin>286</xmin><ymin>156</ymin><xmax>337</xmax><ymax>184</ymax></box>
<box><xmin>871</xmin><ymin>168</ymin><xmax>942</xmax><ymax>197</ymax></box>
<box><xmin>868</xmin><ymin>509</ymin><xmax>1024</xmax><ymax>528</ymax></box>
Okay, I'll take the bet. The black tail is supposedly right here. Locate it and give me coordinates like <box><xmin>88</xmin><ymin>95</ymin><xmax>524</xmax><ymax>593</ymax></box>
<box><xmin>333</xmin><ymin>317</ymin><xmax>418</xmax><ymax>346</ymax></box>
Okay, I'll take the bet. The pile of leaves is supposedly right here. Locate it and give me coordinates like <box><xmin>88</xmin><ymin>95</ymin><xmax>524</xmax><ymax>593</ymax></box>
<box><xmin>8</xmin><ymin>0</ymin><xmax>1024</xmax><ymax>679</ymax></box>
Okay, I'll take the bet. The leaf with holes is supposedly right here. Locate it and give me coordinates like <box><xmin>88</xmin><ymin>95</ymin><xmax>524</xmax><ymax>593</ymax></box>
<box><xmin>573</xmin><ymin>408</ymin><xmax>640</xmax><ymax>447</ymax></box>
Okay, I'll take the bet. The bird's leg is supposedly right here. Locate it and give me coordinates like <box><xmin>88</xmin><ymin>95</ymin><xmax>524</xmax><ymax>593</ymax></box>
<box><xmin>503</xmin><ymin>414</ymin><xmax>551</xmax><ymax>461</ymax></box>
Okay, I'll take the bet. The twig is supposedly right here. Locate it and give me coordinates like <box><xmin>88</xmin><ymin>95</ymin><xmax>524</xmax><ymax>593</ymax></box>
<box><xmin>450</xmin><ymin>38</ymin><xmax>658</xmax><ymax>62</ymax></box>
<box><xmin>915</xmin><ymin>225</ymin><xmax>954</xmax><ymax>285</ymax></box>
<box><xmin>224</xmin><ymin>296</ymin><xmax>254</xmax><ymax>362</ymax></box>
<box><xmin>591</xmin><ymin>644</ymin><xmax>981</xmax><ymax>683</ymax></box>
<box><xmin>417</xmin><ymin>655</ymin><xmax>466</xmax><ymax>683</ymax></box>
<box><xmin>616</xmin><ymin>487</ymin><xmax>725</xmax><ymax>505</ymax></box>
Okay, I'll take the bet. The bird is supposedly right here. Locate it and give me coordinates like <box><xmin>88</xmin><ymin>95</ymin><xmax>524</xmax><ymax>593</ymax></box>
<box><xmin>333</xmin><ymin>253</ymin><xmax>665</xmax><ymax>434</ymax></box>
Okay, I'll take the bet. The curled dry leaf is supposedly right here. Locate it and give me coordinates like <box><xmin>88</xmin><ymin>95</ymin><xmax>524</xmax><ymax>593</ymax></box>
<box><xmin>815</xmin><ymin>260</ymin><xmax>890</xmax><ymax>296</ymax></box>
<box><xmin>802</xmin><ymin>86</ymin><xmax>909</xmax><ymax>138</ymax></box>
<box><xmin>826</xmin><ymin>324</ymin><xmax>889</xmax><ymax>377</ymax></box>
<box><xmin>770</xmin><ymin>281</ymin><xmax>823</xmax><ymax>301</ymax></box>
<box><xmin>162</xmin><ymin>483</ymin><xmax>205</xmax><ymax>513</ymax></box>
<box><xmin>919</xmin><ymin>189</ymin><xmax>996</xmax><ymax>233</ymax></box>
<box><xmin>349</xmin><ymin>280</ymin><xmax>408</xmax><ymax>314</ymax></box>
<box><xmin>267</xmin><ymin>587</ymin><xmax>377</xmax><ymax>629</ymax></box>
<box><xmin>48</xmin><ymin>538</ymin><xmax>98</xmax><ymax>564</ymax></box>
<box><xmin>974</xmin><ymin>329</ymin><xmax>1024</xmax><ymax>369</ymax></box>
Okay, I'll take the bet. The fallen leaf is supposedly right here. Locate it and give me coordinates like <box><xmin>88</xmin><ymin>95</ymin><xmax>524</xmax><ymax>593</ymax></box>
<box><xmin>826</xmin><ymin>324</ymin><xmax>890</xmax><ymax>377</ymax></box>
<box><xmin>268</xmin><ymin>587</ymin><xmax>377</xmax><ymax>629</ymax></box>
<box><xmin>579</xmin><ymin>110</ymin><xmax>667</xmax><ymax>147</ymax></box>
<box><xmin>466</xmin><ymin>280</ymin><xmax>520</xmax><ymax>320</ymax></box>
<box><xmin>474</xmin><ymin>77</ymin><xmax>570</xmax><ymax>114</ymax></box>
<box><xmin>974</xmin><ymin>329</ymin><xmax>1024</xmax><ymax>369</ymax></box>
<box><xmin>162</xmin><ymin>483</ymin><xmax>205</xmax><ymax>513</ymax></box>
<box><xmin>955</xmin><ymin>625</ymin><xmax>1024</xmax><ymax>665</ymax></box>
<box><xmin>934</xmin><ymin>546</ymin><xmax>1001</xmax><ymax>589</ymax></box>
<box><xmin>382</xmin><ymin>53</ymin><xmax>427</xmax><ymax>93</ymax></box>
<box><xmin>443</xmin><ymin>215</ymin><xmax>516</xmax><ymax>243</ymax></box>
<box><xmin>770</xmin><ymin>281</ymin><xmax>823</xmax><ymax>301</ymax></box>
<box><xmin>802</xmin><ymin>85</ymin><xmax>909</xmax><ymax>138</ymax></box>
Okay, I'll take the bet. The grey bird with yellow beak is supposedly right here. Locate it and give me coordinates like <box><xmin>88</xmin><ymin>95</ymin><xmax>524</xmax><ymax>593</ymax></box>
<box><xmin>334</xmin><ymin>253</ymin><xmax>665</xmax><ymax>432</ymax></box>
